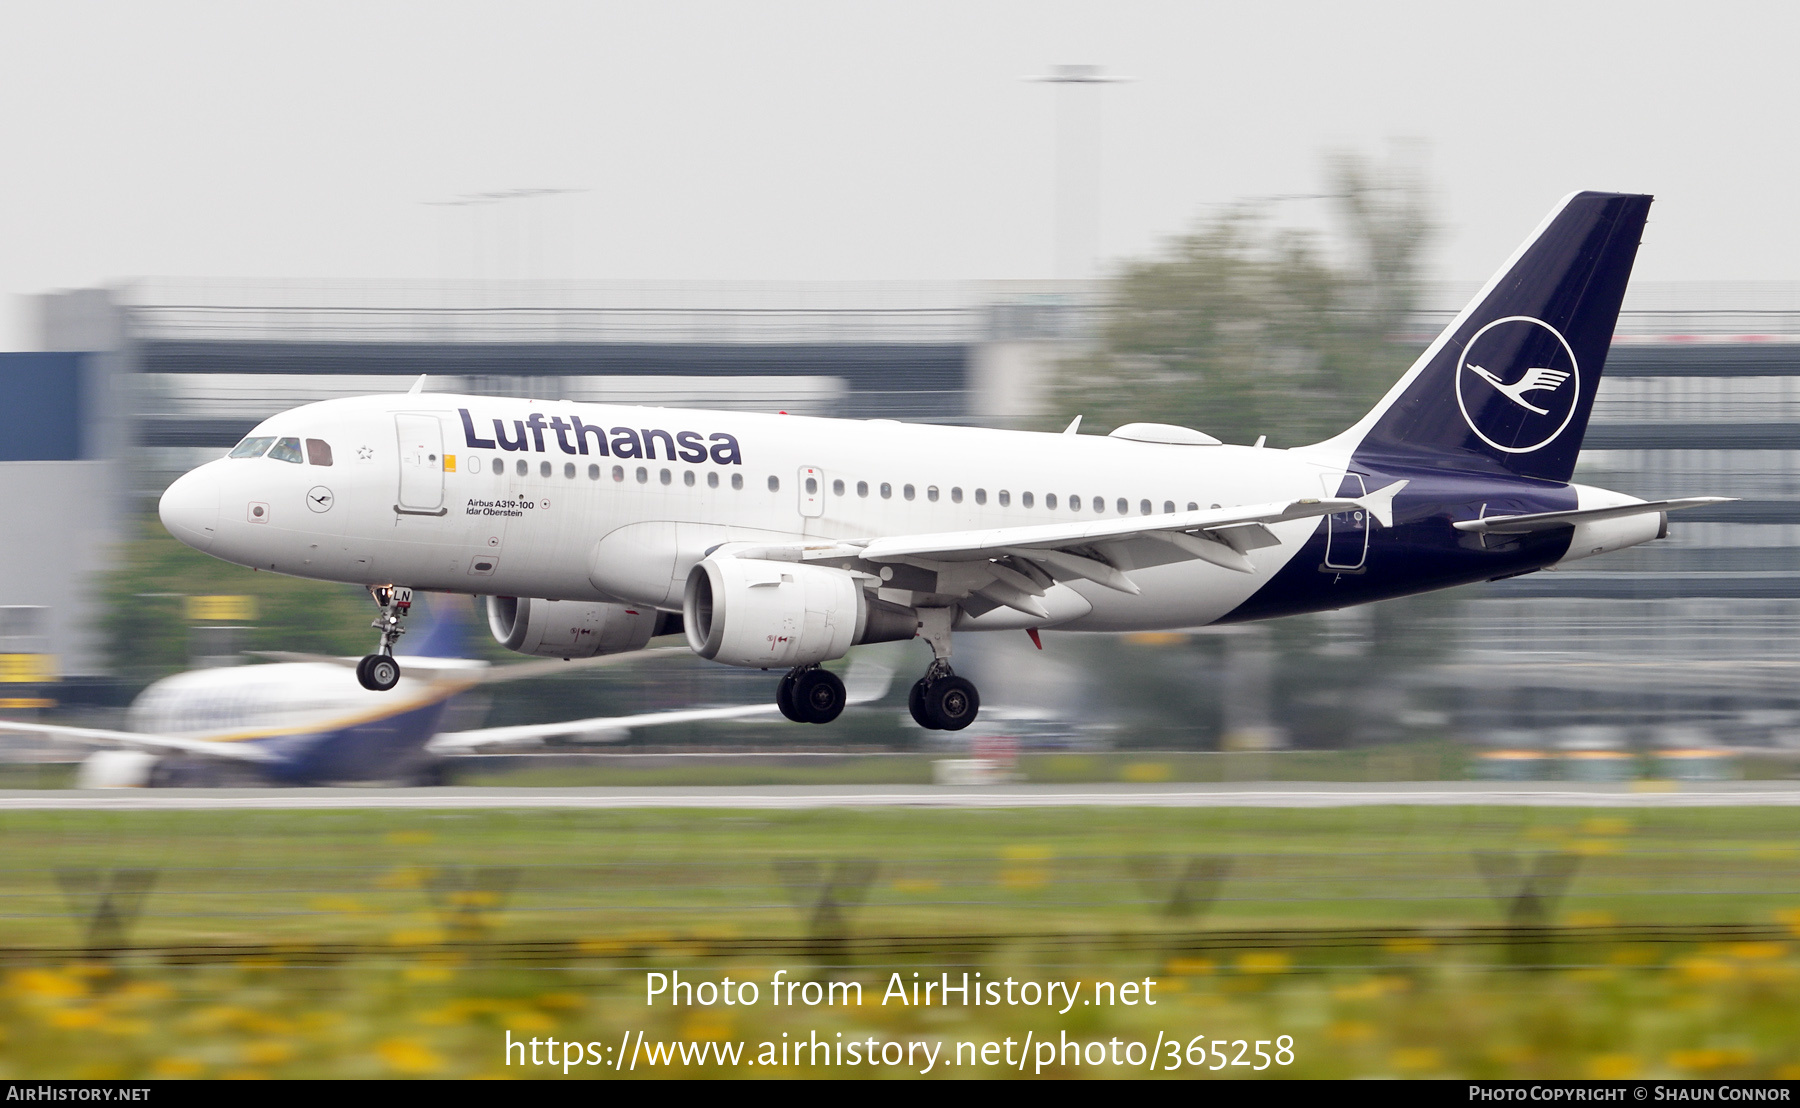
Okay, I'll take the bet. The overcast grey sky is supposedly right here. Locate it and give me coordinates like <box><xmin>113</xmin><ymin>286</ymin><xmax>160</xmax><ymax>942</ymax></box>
<box><xmin>3</xmin><ymin>1</ymin><xmax>1797</xmax><ymax>345</ymax></box>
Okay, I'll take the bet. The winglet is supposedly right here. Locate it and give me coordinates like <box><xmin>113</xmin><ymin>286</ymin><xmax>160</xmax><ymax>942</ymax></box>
<box><xmin>1356</xmin><ymin>480</ymin><xmax>1408</xmax><ymax>529</ymax></box>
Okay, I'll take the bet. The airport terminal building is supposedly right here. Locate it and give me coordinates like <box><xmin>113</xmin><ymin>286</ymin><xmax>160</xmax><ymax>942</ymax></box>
<box><xmin>7</xmin><ymin>278</ymin><xmax>1800</xmax><ymax>754</ymax></box>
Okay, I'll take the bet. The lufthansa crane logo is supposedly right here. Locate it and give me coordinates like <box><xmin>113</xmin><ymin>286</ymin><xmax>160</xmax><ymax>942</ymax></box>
<box><xmin>1454</xmin><ymin>315</ymin><xmax>1580</xmax><ymax>454</ymax></box>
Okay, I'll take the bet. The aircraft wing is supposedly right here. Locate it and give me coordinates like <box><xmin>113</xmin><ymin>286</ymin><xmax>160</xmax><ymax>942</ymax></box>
<box><xmin>428</xmin><ymin>660</ymin><xmax>892</xmax><ymax>754</ymax></box>
<box><xmin>245</xmin><ymin>646</ymin><xmax>692</xmax><ymax>684</ymax></box>
<box><xmin>727</xmin><ymin>484</ymin><xmax>1405</xmax><ymax>617</ymax></box>
<box><xmin>1452</xmin><ymin>496</ymin><xmax>1734</xmax><ymax>534</ymax></box>
<box><xmin>0</xmin><ymin>720</ymin><xmax>276</xmax><ymax>763</ymax></box>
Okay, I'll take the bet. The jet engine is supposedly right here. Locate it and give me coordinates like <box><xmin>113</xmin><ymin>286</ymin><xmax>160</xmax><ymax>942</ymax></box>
<box><xmin>483</xmin><ymin>596</ymin><xmax>669</xmax><ymax>659</ymax></box>
<box><xmin>683</xmin><ymin>556</ymin><xmax>917</xmax><ymax>669</ymax></box>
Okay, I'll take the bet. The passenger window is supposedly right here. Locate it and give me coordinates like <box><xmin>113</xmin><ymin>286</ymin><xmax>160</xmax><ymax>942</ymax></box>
<box><xmin>832</xmin><ymin>479</ymin><xmax>845</xmax><ymax>496</ymax></box>
<box><xmin>1119</xmin><ymin>498</ymin><xmax>1130</xmax><ymax>515</ymax></box>
<box><xmin>880</xmin><ymin>483</ymin><xmax>892</xmax><ymax>499</ymax></box>
<box><xmin>564</xmin><ymin>462</ymin><xmax>576</xmax><ymax>479</ymax></box>
<box><xmin>1045</xmin><ymin>493</ymin><xmax>1057</xmax><ymax>509</ymax></box>
<box><xmin>1021</xmin><ymin>492</ymin><xmax>1032</xmax><ymax>508</ymax></box>
<box><xmin>903</xmin><ymin>484</ymin><xmax>915</xmax><ymax>501</ymax></box>
<box><xmin>975</xmin><ymin>489</ymin><xmax>987</xmax><ymax>505</ymax></box>
<box><xmin>767</xmin><ymin>475</ymin><xmax>779</xmax><ymax>492</ymax></box>
<box><xmin>1143</xmin><ymin>500</ymin><xmax>1154</xmax><ymax>515</ymax></box>
<box><xmin>950</xmin><ymin>487</ymin><xmax>962</xmax><ymax>503</ymax></box>
<box><xmin>707</xmin><ymin>472</ymin><xmax>719</xmax><ymax>488</ymax></box>
<box><xmin>539</xmin><ymin>461</ymin><xmax>552</xmax><ymax>478</ymax></box>
<box><xmin>305</xmin><ymin>439</ymin><xmax>334</xmax><ymax>466</ymax></box>
<box><xmin>732</xmin><ymin>474</ymin><xmax>744</xmax><ymax>490</ymax></box>
<box><xmin>661</xmin><ymin>469</ymin><xmax>672</xmax><ymax>485</ymax></box>
<box><xmin>636</xmin><ymin>467</ymin><xmax>649</xmax><ymax>483</ymax></box>
<box><xmin>491</xmin><ymin>457</ymin><xmax>502</xmax><ymax>473</ymax></box>
<box><xmin>468</xmin><ymin>456</ymin><xmax>483</xmax><ymax>474</ymax></box>
<box><xmin>268</xmin><ymin>437</ymin><xmax>304</xmax><ymax>464</ymax></box>
<box><xmin>588</xmin><ymin>464</ymin><xmax>601</xmax><ymax>479</ymax></box>
<box><xmin>684</xmin><ymin>471</ymin><xmax>696</xmax><ymax>487</ymax></box>
<box><xmin>858</xmin><ymin>481</ymin><xmax>869</xmax><ymax>498</ymax></box>
<box><xmin>806</xmin><ymin>477</ymin><xmax>818</xmax><ymax>494</ymax></box>
<box><xmin>1094</xmin><ymin>496</ymin><xmax>1105</xmax><ymax>513</ymax></box>
<box><xmin>515</xmin><ymin>459</ymin><xmax>528</xmax><ymax>477</ymax></box>
<box><xmin>1069</xmin><ymin>495</ymin><xmax>1080</xmax><ymax>512</ymax></box>
<box><xmin>613</xmin><ymin>465</ymin><xmax>625</xmax><ymax>482</ymax></box>
<box><xmin>927</xmin><ymin>486</ymin><xmax>939</xmax><ymax>502</ymax></box>
<box><xmin>998</xmin><ymin>490</ymin><xmax>1011</xmax><ymax>507</ymax></box>
<box><xmin>228</xmin><ymin>436</ymin><xmax>276</xmax><ymax>459</ymax></box>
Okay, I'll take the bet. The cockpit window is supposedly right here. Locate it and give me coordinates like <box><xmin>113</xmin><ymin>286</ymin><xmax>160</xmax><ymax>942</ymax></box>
<box><xmin>305</xmin><ymin>439</ymin><xmax>333</xmax><ymax>466</ymax></box>
<box><xmin>267</xmin><ymin>437</ymin><xmax>305</xmax><ymax>464</ymax></box>
<box><xmin>228</xmin><ymin>436</ymin><xmax>276</xmax><ymax>459</ymax></box>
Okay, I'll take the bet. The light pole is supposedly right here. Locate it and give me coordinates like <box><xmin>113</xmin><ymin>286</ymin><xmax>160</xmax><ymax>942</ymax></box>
<box><xmin>1029</xmin><ymin>65</ymin><xmax>1129</xmax><ymax>281</ymax></box>
<box><xmin>424</xmin><ymin>188</ymin><xmax>584</xmax><ymax>283</ymax></box>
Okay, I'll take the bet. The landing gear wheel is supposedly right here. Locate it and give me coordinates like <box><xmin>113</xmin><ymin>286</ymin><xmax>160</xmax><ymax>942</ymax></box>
<box><xmin>908</xmin><ymin>677</ymin><xmax>939</xmax><ymax>730</ymax></box>
<box><xmin>776</xmin><ymin>669</ymin><xmax>804</xmax><ymax>723</ymax></box>
<box><xmin>357</xmin><ymin>654</ymin><xmax>401</xmax><ymax>692</ymax></box>
<box><xmin>922</xmin><ymin>675</ymin><xmax>979</xmax><ymax>731</ymax></box>
<box><xmin>360</xmin><ymin>584</ymin><xmax>413</xmax><ymax>692</ymax></box>
<box><xmin>791</xmin><ymin>668</ymin><xmax>847</xmax><ymax>725</ymax></box>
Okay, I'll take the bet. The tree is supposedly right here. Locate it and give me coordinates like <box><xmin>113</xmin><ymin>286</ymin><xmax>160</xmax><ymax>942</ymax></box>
<box><xmin>1055</xmin><ymin>149</ymin><xmax>1433</xmax><ymax>446</ymax></box>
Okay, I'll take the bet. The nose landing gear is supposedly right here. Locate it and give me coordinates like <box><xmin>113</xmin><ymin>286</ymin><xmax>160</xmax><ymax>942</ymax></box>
<box><xmin>356</xmin><ymin>585</ymin><xmax>412</xmax><ymax>692</ymax></box>
<box><xmin>776</xmin><ymin>665</ymin><xmax>847</xmax><ymax>724</ymax></box>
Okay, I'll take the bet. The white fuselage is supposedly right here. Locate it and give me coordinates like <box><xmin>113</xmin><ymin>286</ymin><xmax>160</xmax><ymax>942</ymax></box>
<box><xmin>162</xmin><ymin>393</ymin><xmax>1365</xmax><ymax>633</ymax></box>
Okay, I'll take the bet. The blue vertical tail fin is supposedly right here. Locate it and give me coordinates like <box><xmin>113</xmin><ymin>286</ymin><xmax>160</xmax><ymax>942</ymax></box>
<box><xmin>1333</xmin><ymin>191</ymin><xmax>1652</xmax><ymax>484</ymax></box>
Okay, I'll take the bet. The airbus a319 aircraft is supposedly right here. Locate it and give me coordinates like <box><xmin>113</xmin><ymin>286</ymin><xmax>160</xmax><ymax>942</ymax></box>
<box><xmin>152</xmin><ymin>192</ymin><xmax>1727</xmax><ymax>732</ymax></box>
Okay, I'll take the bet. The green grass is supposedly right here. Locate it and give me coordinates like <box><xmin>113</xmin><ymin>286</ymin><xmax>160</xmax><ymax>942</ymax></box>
<box><xmin>449</xmin><ymin>745</ymin><xmax>1478</xmax><ymax>787</ymax></box>
<box><xmin>3</xmin><ymin>805</ymin><xmax>1800</xmax><ymax>1078</ymax></box>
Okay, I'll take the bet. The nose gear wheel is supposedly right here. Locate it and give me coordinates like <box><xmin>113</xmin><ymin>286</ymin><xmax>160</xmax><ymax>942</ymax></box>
<box><xmin>357</xmin><ymin>584</ymin><xmax>413</xmax><ymax>692</ymax></box>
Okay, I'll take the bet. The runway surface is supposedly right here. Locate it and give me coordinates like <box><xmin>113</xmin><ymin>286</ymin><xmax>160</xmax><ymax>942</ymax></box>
<box><xmin>4</xmin><ymin>782</ymin><xmax>1800</xmax><ymax>810</ymax></box>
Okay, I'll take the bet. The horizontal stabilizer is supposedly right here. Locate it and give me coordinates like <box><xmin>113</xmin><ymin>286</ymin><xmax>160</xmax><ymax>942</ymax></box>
<box><xmin>1452</xmin><ymin>496</ymin><xmax>1735</xmax><ymax>535</ymax></box>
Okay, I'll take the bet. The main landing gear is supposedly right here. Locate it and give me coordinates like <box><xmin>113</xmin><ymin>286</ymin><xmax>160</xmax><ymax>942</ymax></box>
<box><xmin>356</xmin><ymin>585</ymin><xmax>412</xmax><ymax>692</ymax></box>
<box><xmin>908</xmin><ymin>662</ymin><xmax>980</xmax><ymax>731</ymax></box>
<box><xmin>777</xmin><ymin>665</ymin><xmax>848</xmax><ymax>724</ymax></box>
<box><xmin>907</xmin><ymin>607</ymin><xmax>980</xmax><ymax>732</ymax></box>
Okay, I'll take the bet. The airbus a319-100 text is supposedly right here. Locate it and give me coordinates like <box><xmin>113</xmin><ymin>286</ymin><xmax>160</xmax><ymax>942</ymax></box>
<box><xmin>153</xmin><ymin>192</ymin><xmax>1729</xmax><ymax>731</ymax></box>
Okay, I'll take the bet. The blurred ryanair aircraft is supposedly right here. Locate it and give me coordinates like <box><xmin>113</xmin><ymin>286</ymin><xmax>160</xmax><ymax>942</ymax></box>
<box><xmin>0</xmin><ymin>603</ymin><xmax>889</xmax><ymax>787</ymax></box>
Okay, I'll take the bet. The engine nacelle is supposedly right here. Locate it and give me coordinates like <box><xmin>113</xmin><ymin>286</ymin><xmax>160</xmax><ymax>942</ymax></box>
<box><xmin>484</xmin><ymin>596</ymin><xmax>666</xmax><ymax>659</ymax></box>
<box><xmin>683</xmin><ymin>556</ymin><xmax>917</xmax><ymax>668</ymax></box>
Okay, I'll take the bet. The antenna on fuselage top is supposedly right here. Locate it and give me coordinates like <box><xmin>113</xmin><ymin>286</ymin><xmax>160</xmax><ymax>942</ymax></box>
<box><xmin>407</xmin><ymin>375</ymin><xmax>428</xmax><ymax>395</ymax></box>
<box><xmin>1062</xmin><ymin>415</ymin><xmax>1082</xmax><ymax>435</ymax></box>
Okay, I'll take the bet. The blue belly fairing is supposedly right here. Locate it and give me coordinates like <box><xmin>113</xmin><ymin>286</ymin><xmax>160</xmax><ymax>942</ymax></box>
<box><xmin>246</xmin><ymin>695</ymin><xmax>454</xmax><ymax>784</ymax></box>
<box><xmin>1222</xmin><ymin>463</ymin><xmax>1579</xmax><ymax>623</ymax></box>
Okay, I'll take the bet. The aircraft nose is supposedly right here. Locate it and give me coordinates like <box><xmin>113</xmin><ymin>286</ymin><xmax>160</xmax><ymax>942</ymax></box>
<box><xmin>159</xmin><ymin>465</ymin><xmax>221</xmax><ymax>552</ymax></box>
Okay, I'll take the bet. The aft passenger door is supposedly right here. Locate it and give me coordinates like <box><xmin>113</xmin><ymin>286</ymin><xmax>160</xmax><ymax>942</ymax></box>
<box><xmin>395</xmin><ymin>414</ymin><xmax>446</xmax><ymax>514</ymax></box>
<box><xmin>1320</xmin><ymin>472</ymin><xmax>1368</xmax><ymax>572</ymax></box>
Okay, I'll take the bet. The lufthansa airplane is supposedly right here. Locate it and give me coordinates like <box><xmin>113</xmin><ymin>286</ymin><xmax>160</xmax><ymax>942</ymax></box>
<box><xmin>0</xmin><ymin>605</ymin><xmax>892</xmax><ymax>786</ymax></box>
<box><xmin>151</xmin><ymin>192</ymin><xmax>1727</xmax><ymax>732</ymax></box>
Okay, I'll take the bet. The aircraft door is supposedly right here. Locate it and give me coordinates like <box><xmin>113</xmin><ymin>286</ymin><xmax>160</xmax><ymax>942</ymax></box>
<box><xmin>1321</xmin><ymin>472</ymin><xmax>1368</xmax><ymax>571</ymax></box>
<box><xmin>395</xmin><ymin>414</ymin><xmax>446</xmax><ymax>513</ymax></box>
<box><xmin>798</xmin><ymin>466</ymin><xmax>825</xmax><ymax>518</ymax></box>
